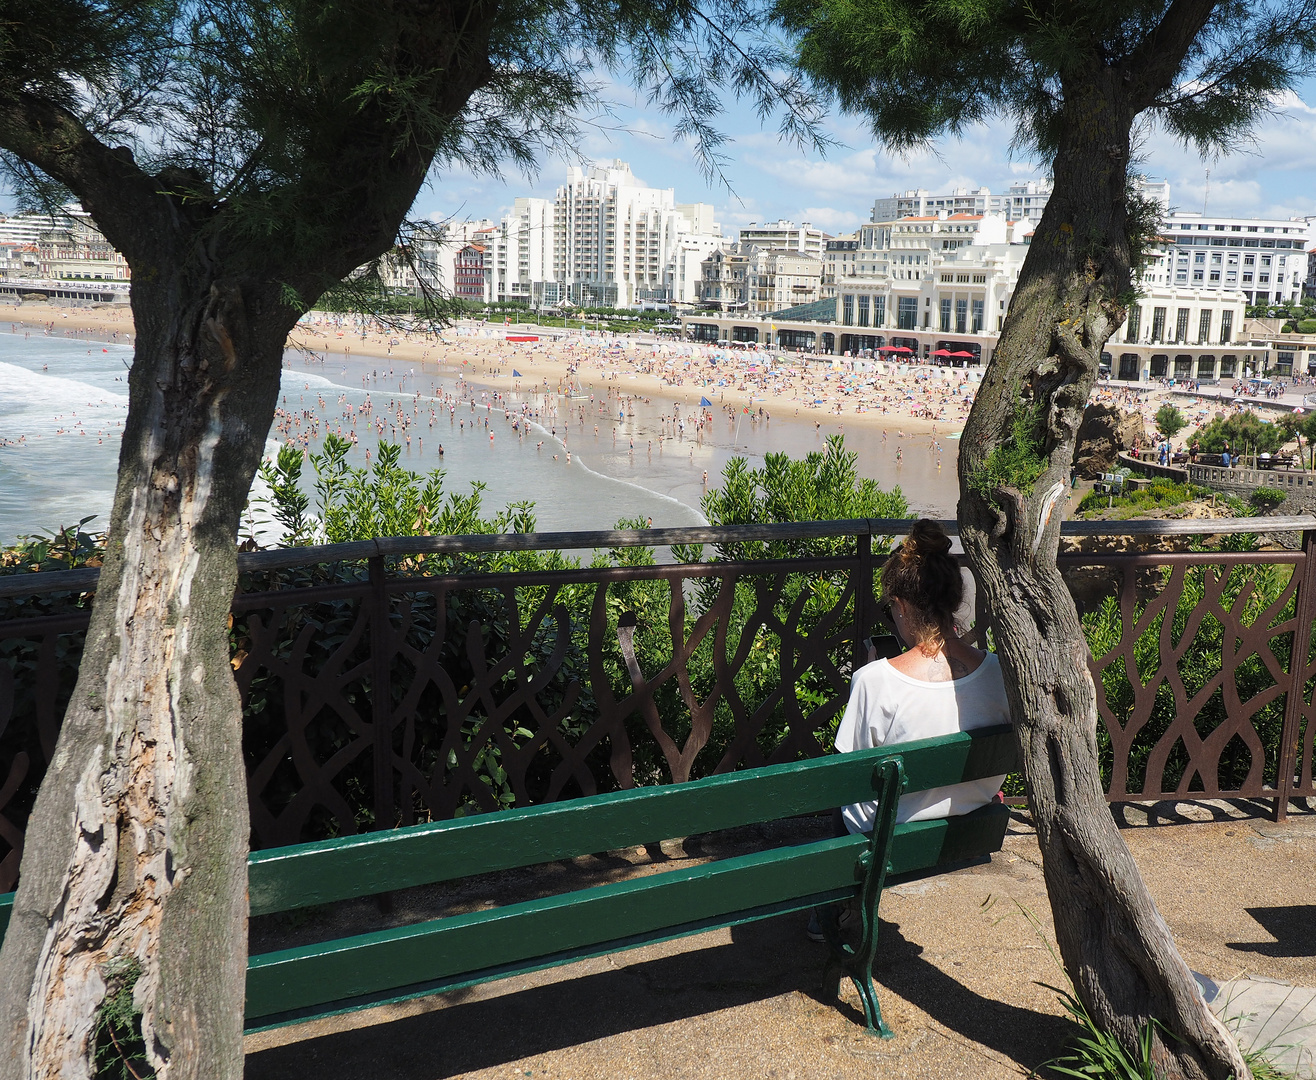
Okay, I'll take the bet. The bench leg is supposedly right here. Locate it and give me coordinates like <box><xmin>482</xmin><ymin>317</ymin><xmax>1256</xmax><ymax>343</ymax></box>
<box><xmin>820</xmin><ymin>903</ymin><xmax>894</xmax><ymax>1039</ymax></box>
<box><xmin>819</xmin><ymin>756</ymin><xmax>904</xmax><ymax>1039</ymax></box>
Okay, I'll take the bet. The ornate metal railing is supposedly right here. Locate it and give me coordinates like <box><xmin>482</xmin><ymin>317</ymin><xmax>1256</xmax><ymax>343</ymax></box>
<box><xmin>2</xmin><ymin>517</ymin><xmax>1314</xmax><ymax>893</ymax></box>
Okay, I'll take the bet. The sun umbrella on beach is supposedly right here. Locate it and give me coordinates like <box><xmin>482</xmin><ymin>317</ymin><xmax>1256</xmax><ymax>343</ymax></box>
<box><xmin>932</xmin><ymin>349</ymin><xmax>952</xmax><ymax>357</ymax></box>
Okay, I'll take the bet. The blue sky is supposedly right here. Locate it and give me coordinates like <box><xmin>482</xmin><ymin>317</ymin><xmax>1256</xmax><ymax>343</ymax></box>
<box><xmin>416</xmin><ymin>76</ymin><xmax>1316</xmax><ymax>236</ymax></box>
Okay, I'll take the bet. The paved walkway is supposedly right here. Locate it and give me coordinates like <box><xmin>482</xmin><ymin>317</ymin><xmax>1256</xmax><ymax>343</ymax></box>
<box><xmin>244</xmin><ymin>802</ymin><xmax>1315</xmax><ymax>1080</ymax></box>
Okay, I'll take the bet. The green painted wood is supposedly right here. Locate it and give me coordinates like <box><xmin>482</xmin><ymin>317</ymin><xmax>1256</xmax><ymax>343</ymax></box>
<box><xmin>248</xmin><ymin>726</ymin><xmax>1016</xmax><ymax>916</ymax></box>
<box><xmin>245</xmin><ymin>804</ymin><xmax>1010</xmax><ymax>1022</ymax></box>
<box><xmin>245</xmin><ymin>889</ymin><xmax>857</xmax><ymax>1033</ymax></box>
<box><xmin>0</xmin><ymin>892</ymin><xmax>11</xmax><ymax>943</ymax></box>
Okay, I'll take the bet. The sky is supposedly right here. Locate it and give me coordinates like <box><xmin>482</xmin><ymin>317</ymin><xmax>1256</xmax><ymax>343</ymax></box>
<box><xmin>415</xmin><ymin>76</ymin><xmax>1316</xmax><ymax>237</ymax></box>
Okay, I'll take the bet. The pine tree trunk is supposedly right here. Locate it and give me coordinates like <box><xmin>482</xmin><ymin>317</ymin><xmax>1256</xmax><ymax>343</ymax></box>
<box><xmin>0</xmin><ymin>272</ymin><xmax>290</xmax><ymax>1080</ymax></box>
<box><xmin>957</xmin><ymin>74</ymin><xmax>1251</xmax><ymax>1080</ymax></box>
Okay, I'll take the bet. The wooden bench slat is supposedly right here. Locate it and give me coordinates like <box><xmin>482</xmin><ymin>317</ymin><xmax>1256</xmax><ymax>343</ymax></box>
<box><xmin>244</xmin><ymin>804</ymin><xmax>1010</xmax><ymax>1025</ymax></box>
<box><xmin>248</xmin><ymin>726</ymin><xmax>1016</xmax><ymax>916</ymax></box>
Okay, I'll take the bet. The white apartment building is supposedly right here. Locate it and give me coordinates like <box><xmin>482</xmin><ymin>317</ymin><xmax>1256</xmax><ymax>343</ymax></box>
<box><xmin>378</xmin><ymin>218</ymin><xmax>496</xmax><ymax>296</ymax></box>
<box><xmin>1159</xmin><ymin>211</ymin><xmax>1314</xmax><ymax>307</ymax></box>
<box><xmin>665</xmin><ymin>233</ymin><xmax>724</xmax><ymax>306</ymax></box>
<box><xmin>697</xmin><ymin>242</ymin><xmax>822</xmax><ymax>313</ymax></box>
<box><xmin>834</xmin><ymin>211</ymin><xmax>1024</xmax><ymax>339</ymax></box>
<box><xmin>484</xmin><ymin>198</ymin><xmax>554</xmax><ymax>305</ymax></box>
<box><xmin>744</xmin><ymin>248</ymin><xmax>821</xmax><ymax>313</ymax></box>
<box><xmin>822</xmin><ymin>234</ymin><xmax>859</xmax><ymax>299</ymax></box>
<box><xmin>0</xmin><ymin>207</ymin><xmax>129</xmax><ymax>281</ymax></box>
<box><xmin>824</xmin><ymin>207</ymin><xmax>1250</xmax><ymax>382</ymax></box>
<box><xmin>736</xmin><ymin>220</ymin><xmax>829</xmax><ymax>258</ymax></box>
<box><xmin>552</xmin><ymin>160</ymin><xmax>721</xmax><ymax>307</ymax></box>
<box><xmin>869</xmin><ymin>176</ymin><xmax>1170</xmax><ymax>228</ymax></box>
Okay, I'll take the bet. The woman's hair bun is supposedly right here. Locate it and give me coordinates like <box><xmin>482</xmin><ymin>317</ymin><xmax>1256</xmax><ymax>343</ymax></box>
<box><xmin>905</xmin><ymin>518</ymin><xmax>952</xmax><ymax>559</ymax></box>
<box><xmin>882</xmin><ymin>519</ymin><xmax>962</xmax><ymax>643</ymax></box>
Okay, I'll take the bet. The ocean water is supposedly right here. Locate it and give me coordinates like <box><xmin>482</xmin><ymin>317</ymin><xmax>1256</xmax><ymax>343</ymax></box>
<box><xmin>0</xmin><ymin>332</ymin><xmax>962</xmax><ymax>548</ymax></box>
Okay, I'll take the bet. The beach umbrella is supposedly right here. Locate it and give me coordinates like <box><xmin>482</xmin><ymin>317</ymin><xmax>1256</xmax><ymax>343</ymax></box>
<box><xmin>932</xmin><ymin>349</ymin><xmax>952</xmax><ymax>357</ymax></box>
<box><xmin>950</xmin><ymin>350</ymin><xmax>975</xmax><ymax>358</ymax></box>
<box><xmin>891</xmin><ymin>346</ymin><xmax>913</xmax><ymax>354</ymax></box>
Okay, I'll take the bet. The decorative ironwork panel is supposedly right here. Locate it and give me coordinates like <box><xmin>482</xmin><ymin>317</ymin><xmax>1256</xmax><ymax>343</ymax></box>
<box><xmin>1062</xmin><ymin>552</ymin><xmax>1303</xmax><ymax>802</ymax></box>
<box><xmin>3</xmin><ymin>521</ymin><xmax>1314</xmax><ymax>896</ymax></box>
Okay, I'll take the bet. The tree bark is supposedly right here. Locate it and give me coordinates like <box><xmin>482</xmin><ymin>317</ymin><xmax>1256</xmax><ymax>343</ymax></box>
<box><xmin>956</xmin><ymin>71</ymin><xmax>1251</xmax><ymax>1080</ymax></box>
<box><xmin>0</xmin><ymin>268</ymin><xmax>293</xmax><ymax>1079</ymax></box>
<box><xmin>0</xmin><ymin>5</ymin><xmax>504</xmax><ymax>1072</ymax></box>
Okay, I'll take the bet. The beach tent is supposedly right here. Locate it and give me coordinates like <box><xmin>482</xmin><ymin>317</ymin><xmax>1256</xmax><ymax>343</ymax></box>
<box><xmin>700</xmin><ymin>396</ymin><xmax>713</xmax><ymax>406</ymax></box>
<box><xmin>512</xmin><ymin>369</ymin><xmax>522</xmax><ymax>377</ymax></box>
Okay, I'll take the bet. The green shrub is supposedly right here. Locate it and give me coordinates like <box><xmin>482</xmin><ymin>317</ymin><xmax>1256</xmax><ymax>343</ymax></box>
<box><xmin>1191</xmin><ymin>413</ymin><xmax>1284</xmax><ymax>455</ymax></box>
<box><xmin>1153</xmin><ymin>404</ymin><xmax>1186</xmax><ymax>439</ymax></box>
<box><xmin>1249</xmin><ymin>487</ymin><xmax>1286</xmax><ymax>512</ymax></box>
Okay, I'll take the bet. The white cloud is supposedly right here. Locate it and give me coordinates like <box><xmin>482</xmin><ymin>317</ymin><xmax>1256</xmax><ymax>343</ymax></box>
<box><xmin>801</xmin><ymin>206</ymin><xmax>863</xmax><ymax>232</ymax></box>
<box><xmin>411</xmin><ymin>79</ymin><xmax>1315</xmax><ymax>235</ymax></box>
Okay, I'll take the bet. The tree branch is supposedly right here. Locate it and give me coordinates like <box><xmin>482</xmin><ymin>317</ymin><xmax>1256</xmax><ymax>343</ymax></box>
<box><xmin>0</xmin><ymin>90</ymin><xmax>165</xmax><ymax>260</ymax></box>
<box><xmin>1124</xmin><ymin>0</ymin><xmax>1222</xmax><ymax>108</ymax></box>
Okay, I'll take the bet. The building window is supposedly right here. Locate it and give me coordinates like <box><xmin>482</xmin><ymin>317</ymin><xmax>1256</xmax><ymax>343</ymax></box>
<box><xmin>972</xmin><ymin>299</ymin><xmax>984</xmax><ymax>333</ymax></box>
<box><xmin>1151</xmin><ymin>307</ymin><xmax>1167</xmax><ymax>343</ymax></box>
<box><xmin>955</xmin><ymin>298</ymin><xmax>968</xmax><ymax>334</ymax></box>
<box><xmin>1219</xmin><ymin>354</ymin><xmax>1237</xmax><ymax>378</ymax></box>
<box><xmin>897</xmin><ymin>296</ymin><xmax>918</xmax><ymax>330</ymax></box>
<box><xmin>874</xmin><ymin>295</ymin><xmax>886</xmax><ymax>326</ymax></box>
<box><xmin>1198</xmin><ymin>310</ymin><xmax>1212</xmax><ymax>344</ymax></box>
<box><xmin>842</xmin><ymin>294</ymin><xmax>854</xmax><ymax>325</ymax></box>
<box><xmin>1126</xmin><ymin>305</ymin><xmax>1141</xmax><ymax>343</ymax></box>
<box><xmin>1150</xmin><ymin>354</ymin><xmax>1168</xmax><ymax>378</ymax></box>
<box><xmin>858</xmin><ymin>294</ymin><xmax>870</xmax><ymax>327</ymax></box>
<box><xmin>1197</xmin><ymin>355</ymin><xmax>1216</xmax><ymax>379</ymax></box>
<box><xmin>1175</xmin><ymin>308</ymin><xmax>1190</xmax><ymax>343</ymax></box>
<box><xmin>940</xmin><ymin>297</ymin><xmax>952</xmax><ymax>332</ymax></box>
<box><xmin>1174</xmin><ymin>354</ymin><xmax>1193</xmax><ymax>379</ymax></box>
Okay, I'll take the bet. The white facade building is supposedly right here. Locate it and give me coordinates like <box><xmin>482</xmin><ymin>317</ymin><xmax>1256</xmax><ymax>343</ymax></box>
<box><xmin>735</xmin><ymin>220</ymin><xmax>829</xmax><ymax>258</ymax></box>
<box><xmin>378</xmin><ymin>218</ymin><xmax>496</xmax><ymax>296</ymax></box>
<box><xmin>869</xmin><ymin>176</ymin><xmax>1170</xmax><ymax>228</ymax></box>
<box><xmin>822</xmin><ymin>234</ymin><xmax>859</xmax><ymax>298</ymax></box>
<box><xmin>484</xmin><ymin>198</ymin><xmax>554</xmax><ymax>304</ymax></box>
<box><xmin>1159</xmin><ymin>211</ymin><xmax>1314</xmax><ymax>307</ymax></box>
<box><xmin>551</xmin><ymin>160</ymin><xmax>721</xmax><ymax>307</ymax></box>
<box><xmin>0</xmin><ymin>207</ymin><xmax>129</xmax><ymax>281</ymax></box>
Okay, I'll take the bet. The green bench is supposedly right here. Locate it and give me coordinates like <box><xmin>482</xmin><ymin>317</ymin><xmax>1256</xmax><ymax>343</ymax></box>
<box><xmin>0</xmin><ymin>723</ymin><xmax>1015</xmax><ymax>1039</ymax></box>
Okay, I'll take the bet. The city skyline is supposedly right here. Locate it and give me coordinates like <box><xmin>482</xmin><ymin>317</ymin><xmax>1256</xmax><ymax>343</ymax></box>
<box><xmin>413</xmin><ymin>76</ymin><xmax>1316</xmax><ymax>236</ymax></box>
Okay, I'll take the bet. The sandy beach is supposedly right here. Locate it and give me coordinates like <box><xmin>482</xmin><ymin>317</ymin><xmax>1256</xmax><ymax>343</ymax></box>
<box><xmin>7</xmin><ymin>300</ymin><xmax>1305</xmax><ymax>472</ymax></box>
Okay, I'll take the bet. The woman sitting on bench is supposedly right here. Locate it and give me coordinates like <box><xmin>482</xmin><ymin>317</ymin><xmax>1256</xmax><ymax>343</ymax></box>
<box><xmin>836</xmin><ymin>518</ymin><xmax>1011</xmax><ymax>831</ymax></box>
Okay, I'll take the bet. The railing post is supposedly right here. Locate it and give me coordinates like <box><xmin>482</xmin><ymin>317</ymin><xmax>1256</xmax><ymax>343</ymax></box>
<box><xmin>854</xmin><ymin>527</ymin><xmax>873</xmax><ymax>672</ymax></box>
<box><xmin>1278</xmin><ymin>528</ymin><xmax>1316</xmax><ymax>823</ymax></box>
<box><xmin>368</xmin><ymin>554</ymin><xmax>395</xmax><ymax>833</ymax></box>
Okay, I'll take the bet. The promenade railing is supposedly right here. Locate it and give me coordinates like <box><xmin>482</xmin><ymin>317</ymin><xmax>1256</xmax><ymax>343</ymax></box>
<box><xmin>1</xmin><ymin>517</ymin><xmax>1314</xmax><ymax>893</ymax></box>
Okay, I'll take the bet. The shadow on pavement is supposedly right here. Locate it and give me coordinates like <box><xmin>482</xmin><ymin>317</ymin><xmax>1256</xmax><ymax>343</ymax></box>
<box><xmin>1228</xmin><ymin>905</ymin><xmax>1316</xmax><ymax>958</ymax></box>
<box><xmin>245</xmin><ymin>913</ymin><xmax>1072</xmax><ymax>1079</ymax></box>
